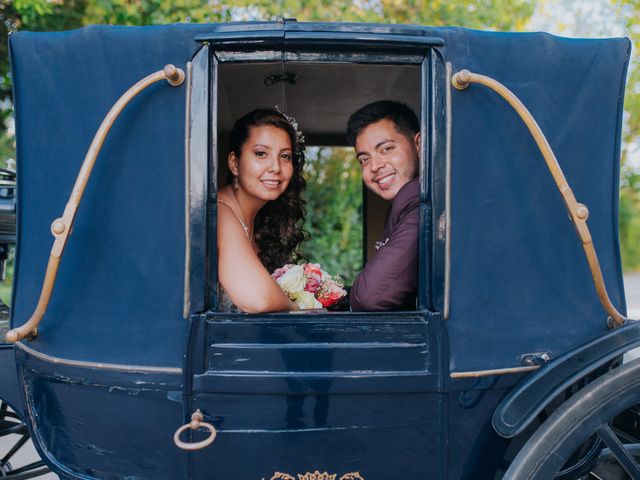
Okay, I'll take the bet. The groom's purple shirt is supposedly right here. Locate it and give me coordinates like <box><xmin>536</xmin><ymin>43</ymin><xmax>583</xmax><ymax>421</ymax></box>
<box><xmin>350</xmin><ymin>179</ymin><xmax>419</xmax><ymax>311</ymax></box>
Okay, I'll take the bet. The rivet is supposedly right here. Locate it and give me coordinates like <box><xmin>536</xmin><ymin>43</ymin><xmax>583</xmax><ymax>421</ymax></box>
<box><xmin>51</xmin><ymin>219</ymin><xmax>66</xmax><ymax>235</ymax></box>
<box><xmin>575</xmin><ymin>204</ymin><xmax>589</xmax><ymax>220</ymax></box>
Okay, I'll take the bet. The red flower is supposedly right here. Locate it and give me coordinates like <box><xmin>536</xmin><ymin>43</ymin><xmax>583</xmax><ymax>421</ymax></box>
<box><xmin>304</xmin><ymin>263</ymin><xmax>322</xmax><ymax>277</ymax></box>
<box><xmin>317</xmin><ymin>285</ymin><xmax>346</xmax><ymax>307</ymax></box>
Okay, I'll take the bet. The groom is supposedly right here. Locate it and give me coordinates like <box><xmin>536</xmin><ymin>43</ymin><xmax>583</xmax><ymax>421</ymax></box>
<box><xmin>347</xmin><ymin>100</ymin><xmax>421</xmax><ymax>311</ymax></box>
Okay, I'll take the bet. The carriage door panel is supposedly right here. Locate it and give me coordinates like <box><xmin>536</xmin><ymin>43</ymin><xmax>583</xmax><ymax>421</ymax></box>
<box><xmin>182</xmin><ymin>30</ymin><xmax>449</xmax><ymax>479</ymax></box>
<box><xmin>187</xmin><ymin>313</ymin><xmax>444</xmax><ymax>480</ymax></box>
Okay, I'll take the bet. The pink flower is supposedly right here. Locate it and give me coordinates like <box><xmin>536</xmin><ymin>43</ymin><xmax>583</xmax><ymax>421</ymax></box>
<box><xmin>304</xmin><ymin>271</ymin><xmax>322</xmax><ymax>293</ymax></box>
<box><xmin>272</xmin><ymin>264</ymin><xmax>293</xmax><ymax>280</ymax></box>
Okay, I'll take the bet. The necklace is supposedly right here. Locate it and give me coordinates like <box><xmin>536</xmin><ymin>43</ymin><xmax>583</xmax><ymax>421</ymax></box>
<box><xmin>236</xmin><ymin>213</ymin><xmax>252</xmax><ymax>242</ymax></box>
<box><xmin>224</xmin><ymin>190</ymin><xmax>253</xmax><ymax>242</ymax></box>
<box><xmin>218</xmin><ymin>199</ymin><xmax>252</xmax><ymax>242</ymax></box>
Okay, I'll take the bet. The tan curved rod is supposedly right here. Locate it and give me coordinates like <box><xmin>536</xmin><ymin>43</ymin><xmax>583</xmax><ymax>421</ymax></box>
<box><xmin>6</xmin><ymin>65</ymin><xmax>185</xmax><ymax>343</ymax></box>
<box><xmin>451</xmin><ymin>69</ymin><xmax>627</xmax><ymax>328</ymax></box>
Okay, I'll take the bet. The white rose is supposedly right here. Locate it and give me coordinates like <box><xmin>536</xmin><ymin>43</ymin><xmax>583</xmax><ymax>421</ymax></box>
<box><xmin>276</xmin><ymin>265</ymin><xmax>305</xmax><ymax>294</ymax></box>
<box><xmin>293</xmin><ymin>291</ymin><xmax>323</xmax><ymax>310</ymax></box>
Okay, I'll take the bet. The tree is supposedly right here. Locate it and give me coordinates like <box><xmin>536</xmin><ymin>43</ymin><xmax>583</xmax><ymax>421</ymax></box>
<box><xmin>0</xmin><ymin>0</ymin><xmax>86</xmax><ymax>167</ymax></box>
<box><xmin>614</xmin><ymin>0</ymin><xmax>640</xmax><ymax>269</ymax></box>
<box><xmin>303</xmin><ymin>148</ymin><xmax>363</xmax><ymax>283</ymax></box>
<box><xmin>620</xmin><ymin>168</ymin><xmax>640</xmax><ymax>268</ymax></box>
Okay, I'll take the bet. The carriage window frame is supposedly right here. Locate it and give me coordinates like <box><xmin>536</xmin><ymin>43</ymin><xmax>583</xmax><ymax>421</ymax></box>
<box><xmin>185</xmin><ymin>44</ymin><xmax>446</xmax><ymax>318</ymax></box>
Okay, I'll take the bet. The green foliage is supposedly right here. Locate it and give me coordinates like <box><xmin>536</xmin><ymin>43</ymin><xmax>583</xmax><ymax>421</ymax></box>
<box><xmin>81</xmin><ymin>0</ymin><xmax>235</xmax><ymax>25</ymax></box>
<box><xmin>0</xmin><ymin>0</ymin><xmax>85</xmax><ymax>126</ymax></box>
<box><xmin>210</xmin><ymin>0</ymin><xmax>535</xmax><ymax>30</ymax></box>
<box><xmin>0</xmin><ymin>246</ymin><xmax>13</xmax><ymax>305</ymax></box>
<box><xmin>620</xmin><ymin>168</ymin><xmax>640</xmax><ymax>270</ymax></box>
<box><xmin>302</xmin><ymin>148</ymin><xmax>362</xmax><ymax>284</ymax></box>
<box><xmin>0</xmin><ymin>130</ymin><xmax>14</xmax><ymax>168</ymax></box>
<box><xmin>614</xmin><ymin>0</ymin><xmax>640</xmax><ymax>270</ymax></box>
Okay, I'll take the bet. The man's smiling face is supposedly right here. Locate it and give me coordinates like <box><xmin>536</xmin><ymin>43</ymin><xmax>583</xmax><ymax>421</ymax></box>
<box><xmin>355</xmin><ymin>118</ymin><xmax>420</xmax><ymax>201</ymax></box>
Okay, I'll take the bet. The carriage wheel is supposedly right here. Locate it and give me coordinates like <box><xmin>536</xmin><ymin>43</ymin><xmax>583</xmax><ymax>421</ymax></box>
<box><xmin>0</xmin><ymin>400</ymin><xmax>50</xmax><ymax>479</ymax></box>
<box><xmin>503</xmin><ymin>357</ymin><xmax>640</xmax><ymax>480</ymax></box>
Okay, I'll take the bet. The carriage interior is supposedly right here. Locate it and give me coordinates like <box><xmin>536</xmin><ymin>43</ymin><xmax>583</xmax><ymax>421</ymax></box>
<box><xmin>216</xmin><ymin>61</ymin><xmax>422</xmax><ymax>284</ymax></box>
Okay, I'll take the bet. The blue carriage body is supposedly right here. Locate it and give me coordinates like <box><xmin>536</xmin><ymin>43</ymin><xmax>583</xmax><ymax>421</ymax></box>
<box><xmin>0</xmin><ymin>21</ymin><xmax>631</xmax><ymax>479</ymax></box>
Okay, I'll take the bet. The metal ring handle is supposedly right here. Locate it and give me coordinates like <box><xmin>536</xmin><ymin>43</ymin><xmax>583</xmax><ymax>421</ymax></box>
<box><xmin>173</xmin><ymin>410</ymin><xmax>217</xmax><ymax>451</ymax></box>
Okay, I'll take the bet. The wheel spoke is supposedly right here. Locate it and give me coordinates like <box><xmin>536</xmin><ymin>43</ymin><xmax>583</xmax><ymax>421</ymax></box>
<box><xmin>596</xmin><ymin>424</ymin><xmax>640</xmax><ymax>478</ymax></box>
<box><xmin>0</xmin><ymin>424</ymin><xmax>27</xmax><ymax>437</ymax></box>
<box><xmin>1</xmin><ymin>434</ymin><xmax>29</xmax><ymax>464</ymax></box>
<box><xmin>7</xmin><ymin>461</ymin><xmax>46</xmax><ymax>475</ymax></box>
<box><xmin>1</xmin><ymin>466</ymin><xmax>50</xmax><ymax>480</ymax></box>
<box><xmin>0</xmin><ymin>403</ymin><xmax>49</xmax><ymax>479</ymax></box>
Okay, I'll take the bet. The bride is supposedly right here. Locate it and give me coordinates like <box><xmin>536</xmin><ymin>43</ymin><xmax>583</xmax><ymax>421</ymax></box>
<box><xmin>217</xmin><ymin>108</ymin><xmax>307</xmax><ymax>312</ymax></box>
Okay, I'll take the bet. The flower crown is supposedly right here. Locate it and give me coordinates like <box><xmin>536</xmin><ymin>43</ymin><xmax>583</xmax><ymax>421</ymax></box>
<box><xmin>275</xmin><ymin>105</ymin><xmax>306</xmax><ymax>147</ymax></box>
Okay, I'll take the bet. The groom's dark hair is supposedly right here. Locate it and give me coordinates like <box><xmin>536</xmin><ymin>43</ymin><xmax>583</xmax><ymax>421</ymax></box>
<box><xmin>346</xmin><ymin>100</ymin><xmax>419</xmax><ymax>147</ymax></box>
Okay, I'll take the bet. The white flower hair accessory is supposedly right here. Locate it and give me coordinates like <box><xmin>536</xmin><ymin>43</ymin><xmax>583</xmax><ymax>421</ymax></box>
<box><xmin>274</xmin><ymin>105</ymin><xmax>306</xmax><ymax>147</ymax></box>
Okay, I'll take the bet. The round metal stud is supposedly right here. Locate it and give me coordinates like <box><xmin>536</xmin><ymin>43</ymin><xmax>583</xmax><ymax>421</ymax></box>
<box><xmin>51</xmin><ymin>219</ymin><xmax>66</xmax><ymax>235</ymax></box>
<box><xmin>575</xmin><ymin>203</ymin><xmax>589</xmax><ymax>220</ymax></box>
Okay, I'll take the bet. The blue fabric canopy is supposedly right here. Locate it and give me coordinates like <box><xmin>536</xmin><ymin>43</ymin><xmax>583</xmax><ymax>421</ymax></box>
<box><xmin>10</xmin><ymin>25</ymin><xmax>212</xmax><ymax>367</ymax></box>
<box><xmin>440</xmin><ymin>28</ymin><xmax>629</xmax><ymax>372</ymax></box>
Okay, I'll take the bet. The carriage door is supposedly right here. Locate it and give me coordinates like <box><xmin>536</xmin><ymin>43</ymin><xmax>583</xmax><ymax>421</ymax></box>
<box><xmin>180</xmin><ymin>29</ymin><xmax>449</xmax><ymax>480</ymax></box>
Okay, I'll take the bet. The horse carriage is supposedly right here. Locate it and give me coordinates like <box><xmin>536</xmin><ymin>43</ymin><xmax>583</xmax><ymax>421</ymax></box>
<box><xmin>0</xmin><ymin>20</ymin><xmax>638</xmax><ymax>479</ymax></box>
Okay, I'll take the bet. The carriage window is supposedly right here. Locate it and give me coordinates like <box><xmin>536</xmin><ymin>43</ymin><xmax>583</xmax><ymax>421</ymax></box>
<box><xmin>215</xmin><ymin>59</ymin><xmax>421</xmax><ymax>312</ymax></box>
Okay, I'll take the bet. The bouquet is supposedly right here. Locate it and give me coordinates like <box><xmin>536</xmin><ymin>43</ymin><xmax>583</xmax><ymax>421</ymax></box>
<box><xmin>272</xmin><ymin>263</ymin><xmax>347</xmax><ymax>309</ymax></box>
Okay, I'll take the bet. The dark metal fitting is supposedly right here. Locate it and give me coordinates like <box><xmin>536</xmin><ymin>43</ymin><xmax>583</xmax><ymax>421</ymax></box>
<box><xmin>520</xmin><ymin>352</ymin><xmax>550</xmax><ymax>367</ymax></box>
<box><xmin>264</xmin><ymin>74</ymin><xmax>298</xmax><ymax>87</ymax></box>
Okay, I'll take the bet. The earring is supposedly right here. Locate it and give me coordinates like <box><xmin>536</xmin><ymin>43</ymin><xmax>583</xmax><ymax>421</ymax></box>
<box><xmin>232</xmin><ymin>175</ymin><xmax>239</xmax><ymax>190</ymax></box>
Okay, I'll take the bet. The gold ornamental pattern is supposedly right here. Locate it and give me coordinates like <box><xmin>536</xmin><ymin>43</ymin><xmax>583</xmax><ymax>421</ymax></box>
<box><xmin>268</xmin><ymin>471</ymin><xmax>364</xmax><ymax>480</ymax></box>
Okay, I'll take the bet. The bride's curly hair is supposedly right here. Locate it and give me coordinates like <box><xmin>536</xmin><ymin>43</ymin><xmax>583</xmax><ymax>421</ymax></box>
<box><xmin>228</xmin><ymin>108</ymin><xmax>308</xmax><ymax>273</ymax></box>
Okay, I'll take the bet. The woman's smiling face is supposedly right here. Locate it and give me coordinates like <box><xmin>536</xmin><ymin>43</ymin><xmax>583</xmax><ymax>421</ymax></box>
<box><xmin>229</xmin><ymin>124</ymin><xmax>294</xmax><ymax>202</ymax></box>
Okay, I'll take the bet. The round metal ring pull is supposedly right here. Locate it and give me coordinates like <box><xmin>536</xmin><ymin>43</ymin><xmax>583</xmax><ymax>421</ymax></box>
<box><xmin>174</xmin><ymin>410</ymin><xmax>217</xmax><ymax>451</ymax></box>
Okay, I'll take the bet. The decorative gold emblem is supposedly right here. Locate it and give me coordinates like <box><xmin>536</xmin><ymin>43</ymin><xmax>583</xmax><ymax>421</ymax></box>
<box><xmin>298</xmin><ymin>473</ymin><xmax>336</xmax><ymax>480</ymax></box>
<box><xmin>268</xmin><ymin>472</ymin><xmax>363</xmax><ymax>480</ymax></box>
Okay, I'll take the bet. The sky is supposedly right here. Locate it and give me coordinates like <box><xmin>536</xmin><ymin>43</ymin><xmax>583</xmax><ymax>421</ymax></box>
<box><xmin>529</xmin><ymin>0</ymin><xmax>626</xmax><ymax>37</ymax></box>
